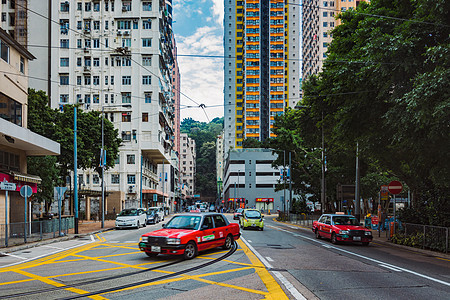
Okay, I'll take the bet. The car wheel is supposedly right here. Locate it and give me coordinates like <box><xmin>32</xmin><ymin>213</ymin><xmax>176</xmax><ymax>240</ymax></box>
<box><xmin>222</xmin><ymin>235</ymin><xmax>233</xmax><ymax>250</ymax></box>
<box><xmin>136</xmin><ymin>221</ymin><xmax>140</xmax><ymax>229</ymax></box>
<box><xmin>260</xmin><ymin>227</ymin><xmax>264</xmax><ymax>231</ymax></box>
<box><xmin>362</xmin><ymin>242</ymin><xmax>370</xmax><ymax>246</ymax></box>
<box><xmin>143</xmin><ymin>221</ymin><xmax>147</xmax><ymax>227</ymax></box>
<box><xmin>315</xmin><ymin>229</ymin><xmax>321</xmax><ymax>239</ymax></box>
<box><xmin>331</xmin><ymin>232</ymin><xmax>338</xmax><ymax>244</ymax></box>
<box><xmin>145</xmin><ymin>252</ymin><xmax>158</xmax><ymax>257</ymax></box>
<box><xmin>183</xmin><ymin>241</ymin><xmax>197</xmax><ymax>260</ymax></box>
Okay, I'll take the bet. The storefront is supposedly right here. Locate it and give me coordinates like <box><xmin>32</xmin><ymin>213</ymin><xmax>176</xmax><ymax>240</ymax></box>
<box><xmin>255</xmin><ymin>198</ymin><xmax>274</xmax><ymax>212</ymax></box>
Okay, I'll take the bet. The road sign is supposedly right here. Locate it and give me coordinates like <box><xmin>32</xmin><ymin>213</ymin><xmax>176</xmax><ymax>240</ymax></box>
<box><xmin>54</xmin><ymin>187</ymin><xmax>68</xmax><ymax>198</ymax></box>
<box><xmin>388</xmin><ymin>181</ymin><xmax>403</xmax><ymax>195</ymax></box>
<box><xmin>0</xmin><ymin>181</ymin><xmax>16</xmax><ymax>191</ymax></box>
<box><xmin>20</xmin><ymin>185</ymin><xmax>33</xmax><ymax>198</ymax></box>
<box><xmin>371</xmin><ymin>215</ymin><xmax>379</xmax><ymax>225</ymax></box>
<box><xmin>380</xmin><ymin>185</ymin><xmax>389</xmax><ymax>201</ymax></box>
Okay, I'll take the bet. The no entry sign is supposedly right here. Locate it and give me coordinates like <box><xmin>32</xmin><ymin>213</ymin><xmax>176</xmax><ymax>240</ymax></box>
<box><xmin>388</xmin><ymin>180</ymin><xmax>403</xmax><ymax>195</ymax></box>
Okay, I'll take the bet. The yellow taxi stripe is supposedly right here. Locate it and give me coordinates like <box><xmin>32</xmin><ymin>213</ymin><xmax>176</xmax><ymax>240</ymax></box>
<box><xmin>237</xmin><ymin>239</ymin><xmax>289</xmax><ymax>300</ymax></box>
<box><xmin>14</xmin><ymin>269</ymin><xmax>107</xmax><ymax>300</ymax></box>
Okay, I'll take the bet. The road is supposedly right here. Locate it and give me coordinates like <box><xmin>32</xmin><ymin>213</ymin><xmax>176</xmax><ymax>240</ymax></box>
<box><xmin>0</xmin><ymin>215</ymin><xmax>448</xmax><ymax>299</ymax></box>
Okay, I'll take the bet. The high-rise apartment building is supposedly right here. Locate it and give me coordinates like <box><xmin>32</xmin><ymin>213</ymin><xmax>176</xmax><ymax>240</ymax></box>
<box><xmin>302</xmin><ymin>0</ymin><xmax>362</xmax><ymax>78</ymax></box>
<box><xmin>22</xmin><ymin>0</ymin><xmax>178</xmax><ymax>212</ymax></box>
<box><xmin>180</xmin><ymin>133</ymin><xmax>196</xmax><ymax>203</ymax></box>
<box><xmin>216</xmin><ymin>133</ymin><xmax>224</xmax><ymax>204</ymax></box>
<box><xmin>224</xmin><ymin>0</ymin><xmax>300</xmax><ymax>151</ymax></box>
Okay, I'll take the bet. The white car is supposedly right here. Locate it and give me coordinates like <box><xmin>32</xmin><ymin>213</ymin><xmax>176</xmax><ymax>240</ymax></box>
<box><xmin>115</xmin><ymin>208</ymin><xmax>147</xmax><ymax>229</ymax></box>
<box><xmin>148</xmin><ymin>206</ymin><xmax>164</xmax><ymax>222</ymax></box>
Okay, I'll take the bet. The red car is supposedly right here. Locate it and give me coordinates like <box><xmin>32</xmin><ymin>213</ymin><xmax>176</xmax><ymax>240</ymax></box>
<box><xmin>139</xmin><ymin>213</ymin><xmax>240</xmax><ymax>259</ymax></box>
<box><xmin>312</xmin><ymin>214</ymin><xmax>373</xmax><ymax>245</ymax></box>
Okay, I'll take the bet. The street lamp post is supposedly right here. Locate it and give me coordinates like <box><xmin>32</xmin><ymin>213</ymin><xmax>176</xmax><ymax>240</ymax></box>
<box><xmin>101</xmin><ymin>104</ymin><xmax>131</xmax><ymax>228</ymax></box>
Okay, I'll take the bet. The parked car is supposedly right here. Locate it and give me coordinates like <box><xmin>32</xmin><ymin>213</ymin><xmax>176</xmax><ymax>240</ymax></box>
<box><xmin>233</xmin><ymin>208</ymin><xmax>244</xmax><ymax>220</ymax></box>
<box><xmin>240</xmin><ymin>209</ymin><xmax>264</xmax><ymax>230</ymax></box>
<box><xmin>146</xmin><ymin>208</ymin><xmax>160</xmax><ymax>224</ymax></box>
<box><xmin>312</xmin><ymin>213</ymin><xmax>373</xmax><ymax>245</ymax></box>
<box><xmin>138</xmin><ymin>213</ymin><xmax>240</xmax><ymax>259</ymax></box>
<box><xmin>115</xmin><ymin>208</ymin><xmax>147</xmax><ymax>229</ymax></box>
<box><xmin>148</xmin><ymin>206</ymin><xmax>164</xmax><ymax>222</ymax></box>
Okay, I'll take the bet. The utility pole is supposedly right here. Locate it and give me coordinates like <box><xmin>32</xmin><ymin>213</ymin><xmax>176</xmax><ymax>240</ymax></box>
<box><xmin>355</xmin><ymin>142</ymin><xmax>361</xmax><ymax>220</ymax></box>
<box><xmin>74</xmin><ymin>106</ymin><xmax>78</xmax><ymax>234</ymax></box>
<box><xmin>283</xmin><ymin>151</ymin><xmax>286</xmax><ymax>213</ymax></box>
<box><xmin>321</xmin><ymin>111</ymin><xmax>326</xmax><ymax>213</ymax></box>
<box><xmin>289</xmin><ymin>151</ymin><xmax>292</xmax><ymax>215</ymax></box>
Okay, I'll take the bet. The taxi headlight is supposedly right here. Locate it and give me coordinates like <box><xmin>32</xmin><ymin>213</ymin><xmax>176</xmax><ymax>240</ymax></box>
<box><xmin>166</xmin><ymin>238</ymin><xmax>181</xmax><ymax>245</ymax></box>
<box><xmin>365</xmin><ymin>231</ymin><xmax>372</xmax><ymax>236</ymax></box>
<box><xmin>140</xmin><ymin>236</ymin><xmax>148</xmax><ymax>243</ymax></box>
<box><xmin>339</xmin><ymin>230</ymin><xmax>349</xmax><ymax>235</ymax></box>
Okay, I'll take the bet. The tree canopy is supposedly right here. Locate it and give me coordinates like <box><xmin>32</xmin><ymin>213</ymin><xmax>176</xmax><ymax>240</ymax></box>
<box><xmin>293</xmin><ymin>0</ymin><xmax>449</xmax><ymax>225</ymax></box>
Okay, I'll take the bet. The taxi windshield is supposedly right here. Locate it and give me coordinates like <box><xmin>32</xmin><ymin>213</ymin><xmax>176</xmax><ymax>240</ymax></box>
<box><xmin>147</xmin><ymin>209</ymin><xmax>156</xmax><ymax>215</ymax></box>
<box><xmin>244</xmin><ymin>210</ymin><xmax>261</xmax><ymax>219</ymax></box>
<box><xmin>165</xmin><ymin>216</ymin><xmax>201</xmax><ymax>230</ymax></box>
<box><xmin>236</xmin><ymin>208</ymin><xmax>243</xmax><ymax>213</ymax></box>
<box><xmin>333</xmin><ymin>216</ymin><xmax>359</xmax><ymax>226</ymax></box>
<box><xmin>118</xmin><ymin>209</ymin><xmax>138</xmax><ymax>216</ymax></box>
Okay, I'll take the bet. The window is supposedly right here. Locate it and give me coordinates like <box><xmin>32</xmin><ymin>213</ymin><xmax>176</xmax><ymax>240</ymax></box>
<box><xmin>127</xmin><ymin>174</ymin><xmax>136</xmax><ymax>184</ymax></box>
<box><xmin>77</xmin><ymin>2</ymin><xmax>82</xmax><ymax>11</ymax></box>
<box><xmin>142</xmin><ymin>20</ymin><xmax>151</xmax><ymax>29</ymax></box>
<box><xmin>93</xmin><ymin>2</ymin><xmax>100</xmax><ymax>12</ymax></box>
<box><xmin>122</xmin><ymin>92</ymin><xmax>131</xmax><ymax>103</ymax></box>
<box><xmin>0</xmin><ymin>94</ymin><xmax>22</xmax><ymax>126</ymax></box>
<box><xmin>60</xmin><ymin>39</ymin><xmax>69</xmax><ymax>49</ymax></box>
<box><xmin>93</xmin><ymin>57</ymin><xmax>99</xmax><ymax>67</ymax></box>
<box><xmin>323</xmin><ymin>22</ymin><xmax>328</xmax><ymax>27</ymax></box>
<box><xmin>77</xmin><ymin>76</ymin><xmax>81</xmax><ymax>85</ymax></box>
<box><xmin>133</xmin><ymin>21</ymin><xmax>138</xmax><ymax>29</ymax></box>
<box><xmin>84</xmin><ymin>57</ymin><xmax>91</xmax><ymax>66</ymax></box>
<box><xmin>105</xmin><ymin>76</ymin><xmax>108</xmax><ymax>85</ymax></box>
<box><xmin>93</xmin><ymin>20</ymin><xmax>100</xmax><ymax>30</ymax></box>
<box><xmin>122</xmin><ymin>112</ymin><xmax>131</xmax><ymax>122</ymax></box>
<box><xmin>93</xmin><ymin>94</ymin><xmax>99</xmax><ymax>103</ymax></box>
<box><xmin>84</xmin><ymin>94</ymin><xmax>91</xmax><ymax>103</ymax></box>
<box><xmin>77</xmin><ymin>21</ymin><xmax>82</xmax><ymax>30</ymax></box>
<box><xmin>0</xmin><ymin>40</ymin><xmax>9</xmax><ymax>63</ymax></box>
<box><xmin>93</xmin><ymin>174</ymin><xmax>99</xmax><ymax>184</ymax></box>
<box><xmin>122</xmin><ymin>76</ymin><xmax>131</xmax><ymax>85</ymax></box>
<box><xmin>85</xmin><ymin>2</ymin><xmax>91</xmax><ymax>11</ymax></box>
<box><xmin>85</xmin><ymin>39</ymin><xmax>91</xmax><ymax>48</ymax></box>
<box><xmin>122</xmin><ymin>1</ymin><xmax>132</xmax><ymax>11</ymax></box>
<box><xmin>104</xmin><ymin>94</ymin><xmax>109</xmax><ymax>103</ymax></box>
<box><xmin>93</xmin><ymin>76</ymin><xmax>99</xmax><ymax>85</ymax></box>
<box><xmin>127</xmin><ymin>154</ymin><xmax>135</xmax><ymax>164</ymax></box>
<box><xmin>84</xmin><ymin>75</ymin><xmax>91</xmax><ymax>85</ymax></box>
<box><xmin>142</xmin><ymin>112</ymin><xmax>148</xmax><ymax>122</ymax></box>
<box><xmin>142</xmin><ymin>2</ymin><xmax>152</xmax><ymax>11</ymax></box>
<box><xmin>117</xmin><ymin>20</ymin><xmax>131</xmax><ymax>29</ymax></box>
<box><xmin>122</xmin><ymin>38</ymin><xmax>131</xmax><ymax>47</ymax></box>
<box><xmin>111</xmin><ymin>76</ymin><xmax>114</xmax><ymax>85</ymax></box>
<box><xmin>111</xmin><ymin>174</ymin><xmax>120</xmax><ymax>184</ymax></box>
<box><xmin>60</xmin><ymin>74</ymin><xmax>69</xmax><ymax>85</ymax></box>
<box><xmin>93</xmin><ymin>39</ymin><xmax>100</xmax><ymax>48</ymax></box>
<box><xmin>142</xmin><ymin>38</ymin><xmax>151</xmax><ymax>47</ymax></box>
<box><xmin>142</xmin><ymin>55</ymin><xmax>151</xmax><ymax>66</ymax></box>
<box><xmin>77</xmin><ymin>39</ymin><xmax>82</xmax><ymax>48</ymax></box>
<box><xmin>19</xmin><ymin>56</ymin><xmax>24</xmax><ymax>73</ymax></box>
<box><xmin>105</xmin><ymin>20</ymin><xmax>109</xmax><ymax>29</ymax></box>
<box><xmin>60</xmin><ymin>94</ymin><xmax>69</xmax><ymax>103</ymax></box>
<box><xmin>144</xmin><ymin>92</ymin><xmax>152</xmax><ymax>103</ymax></box>
<box><xmin>60</xmin><ymin>57</ymin><xmax>69</xmax><ymax>67</ymax></box>
<box><xmin>142</xmin><ymin>75</ymin><xmax>151</xmax><ymax>85</ymax></box>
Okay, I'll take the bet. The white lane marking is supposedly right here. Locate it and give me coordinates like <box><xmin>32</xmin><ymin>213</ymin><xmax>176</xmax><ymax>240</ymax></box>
<box><xmin>379</xmin><ymin>264</ymin><xmax>402</xmax><ymax>272</ymax></box>
<box><xmin>241</xmin><ymin>237</ymin><xmax>306</xmax><ymax>300</ymax></box>
<box><xmin>270</xmin><ymin>225</ymin><xmax>450</xmax><ymax>287</ymax></box>
<box><xmin>90</xmin><ymin>235</ymin><xmax>95</xmax><ymax>242</ymax></box>
<box><xmin>108</xmin><ymin>241</ymin><xmax>120</xmax><ymax>243</ymax></box>
<box><xmin>247</xmin><ymin>240</ymin><xmax>252</xmax><ymax>243</ymax></box>
<box><xmin>322</xmin><ymin>244</ymin><xmax>332</xmax><ymax>248</ymax></box>
<box><xmin>42</xmin><ymin>245</ymin><xmax>65</xmax><ymax>250</ymax></box>
<box><xmin>266</xmin><ymin>256</ymin><xmax>274</xmax><ymax>262</ymax></box>
<box><xmin>125</xmin><ymin>241</ymin><xmax>136</xmax><ymax>243</ymax></box>
<box><xmin>2</xmin><ymin>253</ymin><xmax>27</xmax><ymax>260</ymax></box>
<box><xmin>2</xmin><ymin>238</ymin><xmax>95</xmax><ymax>268</ymax></box>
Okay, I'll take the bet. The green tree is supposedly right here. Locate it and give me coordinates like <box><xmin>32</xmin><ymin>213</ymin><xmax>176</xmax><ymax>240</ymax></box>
<box><xmin>27</xmin><ymin>89</ymin><xmax>122</xmax><ymax>210</ymax></box>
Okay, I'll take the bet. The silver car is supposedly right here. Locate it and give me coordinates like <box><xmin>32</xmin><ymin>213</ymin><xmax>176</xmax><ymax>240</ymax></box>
<box><xmin>115</xmin><ymin>208</ymin><xmax>147</xmax><ymax>229</ymax></box>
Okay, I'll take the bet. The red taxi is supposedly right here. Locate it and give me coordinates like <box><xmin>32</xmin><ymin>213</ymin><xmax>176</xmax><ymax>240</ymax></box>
<box><xmin>312</xmin><ymin>214</ymin><xmax>372</xmax><ymax>245</ymax></box>
<box><xmin>139</xmin><ymin>213</ymin><xmax>240</xmax><ymax>259</ymax></box>
<box><xmin>233</xmin><ymin>208</ymin><xmax>244</xmax><ymax>220</ymax></box>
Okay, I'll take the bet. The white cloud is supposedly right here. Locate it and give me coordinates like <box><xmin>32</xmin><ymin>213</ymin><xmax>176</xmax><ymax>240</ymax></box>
<box><xmin>211</xmin><ymin>0</ymin><xmax>224</xmax><ymax>25</ymax></box>
<box><xmin>176</xmin><ymin>26</ymin><xmax>224</xmax><ymax>122</ymax></box>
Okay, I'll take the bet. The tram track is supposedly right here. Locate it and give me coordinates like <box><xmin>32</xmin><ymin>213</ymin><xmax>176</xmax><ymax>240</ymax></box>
<box><xmin>0</xmin><ymin>242</ymin><xmax>238</xmax><ymax>299</ymax></box>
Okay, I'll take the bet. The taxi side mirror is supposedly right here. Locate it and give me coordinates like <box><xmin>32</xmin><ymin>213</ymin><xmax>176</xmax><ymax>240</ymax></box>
<box><xmin>261</xmin><ymin>215</ymin><xmax>264</xmax><ymax>218</ymax></box>
<box><xmin>162</xmin><ymin>224</ymin><xmax>166</xmax><ymax>228</ymax></box>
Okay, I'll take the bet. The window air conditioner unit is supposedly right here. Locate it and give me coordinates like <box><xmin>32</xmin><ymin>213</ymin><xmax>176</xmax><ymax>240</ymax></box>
<box><xmin>124</xmin><ymin>31</ymin><xmax>129</xmax><ymax>35</ymax></box>
<box><xmin>128</xmin><ymin>185</ymin><xmax>136</xmax><ymax>193</ymax></box>
<box><xmin>117</xmin><ymin>30</ymin><xmax>122</xmax><ymax>35</ymax></box>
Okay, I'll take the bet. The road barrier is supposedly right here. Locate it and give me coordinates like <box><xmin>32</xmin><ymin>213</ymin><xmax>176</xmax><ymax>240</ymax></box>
<box><xmin>278</xmin><ymin>213</ymin><xmax>319</xmax><ymax>227</ymax></box>
<box><xmin>392</xmin><ymin>223</ymin><xmax>449</xmax><ymax>253</ymax></box>
<box><xmin>0</xmin><ymin>217</ymin><xmax>74</xmax><ymax>248</ymax></box>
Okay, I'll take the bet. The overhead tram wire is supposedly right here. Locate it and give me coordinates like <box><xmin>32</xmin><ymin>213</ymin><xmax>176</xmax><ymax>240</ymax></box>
<box><xmin>15</xmin><ymin>1</ymin><xmax>211</xmax><ymax>120</ymax></box>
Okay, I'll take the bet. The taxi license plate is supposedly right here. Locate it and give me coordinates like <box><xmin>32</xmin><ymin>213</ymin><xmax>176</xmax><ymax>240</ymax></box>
<box><xmin>252</xmin><ymin>224</ymin><xmax>256</xmax><ymax>227</ymax></box>
<box><xmin>353</xmin><ymin>236</ymin><xmax>361</xmax><ymax>241</ymax></box>
<box><xmin>151</xmin><ymin>246</ymin><xmax>161</xmax><ymax>252</ymax></box>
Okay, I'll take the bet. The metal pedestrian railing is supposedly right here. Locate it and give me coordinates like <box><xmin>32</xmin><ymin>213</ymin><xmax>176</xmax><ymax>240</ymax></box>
<box><xmin>396</xmin><ymin>223</ymin><xmax>449</xmax><ymax>253</ymax></box>
<box><xmin>0</xmin><ymin>217</ymin><xmax>74</xmax><ymax>248</ymax></box>
<box><xmin>278</xmin><ymin>213</ymin><xmax>319</xmax><ymax>228</ymax></box>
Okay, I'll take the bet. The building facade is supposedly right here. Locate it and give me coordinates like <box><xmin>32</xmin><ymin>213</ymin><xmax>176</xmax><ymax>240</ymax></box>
<box><xmin>23</xmin><ymin>0</ymin><xmax>178</xmax><ymax>213</ymax></box>
<box><xmin>223</xmin><ymin>0</ymin><xmax>301</xmax><ymax>151</ymax></box>
<box><xmin>0</xmin><ymin>28</ymin><xmax>60</xmax><ymax>236</ymax></box>
<box><xmin>222</xmin><ymin>149</ymin><xmax>287</xmax><ymax>212</ymax></box>
<box><xmin>179</xmin><ymin>133</ymin><xmax>195</xmax><ymax>204</ymax></box>
<box><xmin>302</xmin><ymin>0</ymin><xmax>362</xmax><ymax>78</ymax></box>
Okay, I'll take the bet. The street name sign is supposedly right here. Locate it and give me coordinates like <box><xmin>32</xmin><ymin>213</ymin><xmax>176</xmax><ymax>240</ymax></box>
<box><xmin>0</xmin><ymin>181</ymin><xmax>16</xmax><ymax>191</ymax></box>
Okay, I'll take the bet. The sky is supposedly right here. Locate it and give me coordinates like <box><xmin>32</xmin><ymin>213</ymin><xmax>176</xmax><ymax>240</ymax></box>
<box><xmin>173</xmin><ymin>0</ymin><xmax>224</xmax><ymax>123</ymax></box>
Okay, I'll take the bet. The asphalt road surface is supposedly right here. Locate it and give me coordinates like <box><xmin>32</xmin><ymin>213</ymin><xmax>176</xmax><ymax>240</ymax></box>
<box><xmin>0</xmin><ymin>214</ymin><xmax>448</xmax><ymax>299</ymax></box>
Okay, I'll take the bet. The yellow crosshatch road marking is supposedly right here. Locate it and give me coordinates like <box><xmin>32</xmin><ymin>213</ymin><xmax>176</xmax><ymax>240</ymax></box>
<box><xmin>96</xmin><ymin>244</ymin><xmax>139</xmax><ymax>250</ymax></box>
<box><xmin>237</xmin><ymin>239</ymin><xmax>289</xmax><ymax>300</ymax></box>
<box><xmin>0</xmin><ymin>278</ymin><xmax>35</xmax><ymax>286</ymax></box>
<box><xmin>14</xmin><ymin>269</ymin><xmax>107</xmax><ymax>300</ymax></box>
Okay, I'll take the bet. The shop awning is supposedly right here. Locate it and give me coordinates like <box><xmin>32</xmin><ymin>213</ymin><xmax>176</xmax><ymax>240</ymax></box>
<box><xmin>10</xmin><ymin>171</ymin><xmax>41</xmax><ymax>184</ymax></box>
